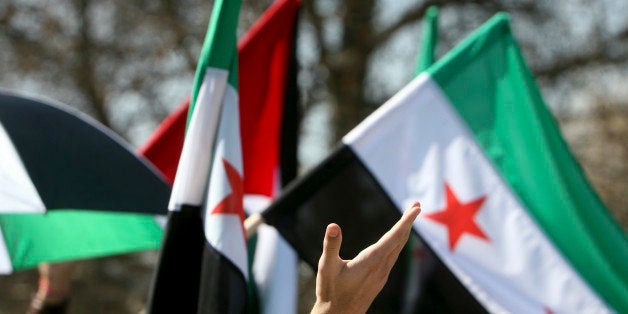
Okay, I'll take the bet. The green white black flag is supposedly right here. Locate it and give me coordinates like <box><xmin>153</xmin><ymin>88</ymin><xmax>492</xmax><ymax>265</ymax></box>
<box><xmin>264</xmin><ymin>13</ymin><xmax>627</xmax><ymax>313</ymax></box>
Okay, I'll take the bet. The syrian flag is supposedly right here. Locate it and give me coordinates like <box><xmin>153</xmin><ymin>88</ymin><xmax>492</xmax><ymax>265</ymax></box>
<box><xmin>261</xmin><ymin>13</ymin><xmax>627</xmax><ymax>313</ymax></box>
<box><xmin>0</xmin><ymin>91</ymin><xmax>170</xmax><ymax>274</ymax></box>
<box><xmin>141</xmin><ymin>0</ymin><xmax>300</xmax><ymax>312</ymax></box>
<box><xmin>146</xmin><ymin>0</ymin><xmax>247</xmax><ymax>312</ymax></box>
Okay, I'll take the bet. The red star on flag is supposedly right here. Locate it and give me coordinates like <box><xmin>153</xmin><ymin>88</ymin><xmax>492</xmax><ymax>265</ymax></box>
<box><xmin>425</xmin><ymin>183</ymin><xmax>489</xmax><ymax>251</ymax></box>
<box><xmin>210</xmin><ymin>158</ymin><xmax>245</xmax><ymax>224</ymax></box>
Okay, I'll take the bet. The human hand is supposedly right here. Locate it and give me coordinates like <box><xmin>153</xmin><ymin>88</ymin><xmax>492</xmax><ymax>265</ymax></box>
<box><xmin>311</xmin><ymin>201</ymin><xmax>421</xmax><ymax>314</ymax></box>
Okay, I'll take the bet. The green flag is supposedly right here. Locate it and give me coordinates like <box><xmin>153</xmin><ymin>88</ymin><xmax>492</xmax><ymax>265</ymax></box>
<box><xmin>415</xmin><ymin>6</ymin><xmax>439</xmax><ymax>75</ymax></box>
<box><xmin>261</xmin><ymin>13</ymin><xmax>627</xmax><ymax>313</ymax></box>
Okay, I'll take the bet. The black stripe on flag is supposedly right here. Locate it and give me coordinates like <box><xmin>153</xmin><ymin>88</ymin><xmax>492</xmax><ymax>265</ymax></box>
<box><xmin>198</xmin><ymin>242</ymin><xmax>248</xmax><ymax>313</ymax></box>
<box><xmin>148</xmin><ymin>204</ymin><xmax>249</xmax><ymax>314</ymax></box>
<box><xmin>147</xmin><ymin>205</ymin><xmax>205</xmax><ymax>314</ymax></box>
<box><xmin>0</xmin><ymin>92</ymin><xmax>170</xmax><ymax>214</ymax></box>
<box><xmin>278</xmin><ymin>6</ymin><xmax>300</xmax><ymax>189</ymax></box>
<box><xmin>263</xmin><ymin>145</ymin><xmax>487</xmax><ymax>313</ymax></box>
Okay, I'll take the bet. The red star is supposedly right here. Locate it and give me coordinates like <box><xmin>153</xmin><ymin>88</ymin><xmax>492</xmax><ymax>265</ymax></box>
<box><xmin>425</xmin><ymin>183</ymin><xmax>489</xmax><ymax>251</ymax></box>
<box><xmin>210</xmin><ymin>158</ymin><xmax>245</xmax><ymax>224</ymax></box>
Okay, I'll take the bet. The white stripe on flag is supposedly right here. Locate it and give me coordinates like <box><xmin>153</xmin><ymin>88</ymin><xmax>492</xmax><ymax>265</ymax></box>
<box><xmin>245</xmin><ymin>194</ymin><xmax>298</xmax><ymax>314</ymax></box>
<box><xmin>169</xmin><ymin>68</ymin><xmax>229</xmax><ymax>210</ymax></box>
<box><xmin>204</xmin><ymin>214</ymin><xmax>248</xmax><ymax>277</ymax></box>
<box><xmin>253</xmin><ymin>224</ymin><xmax>298</xmax><ymax>313</ymax></box>
<box><xmin>343</xmin><ymin>74</ymin><xmax>611</xmax><ymax>313</ymax></box>
<box><xmin>203</xmin><ymin>84</ymin><xmax>248</xmax><ymax>279</ymax></box>
<box><xmin>0</xmin><ymin>122</ymin><xmax>45</xmax><ymax>213</ymax></box>
<box><xmin>0</xmin><ymin>226</ymin><xmax>13</xmax><ymax>274</ymax></box>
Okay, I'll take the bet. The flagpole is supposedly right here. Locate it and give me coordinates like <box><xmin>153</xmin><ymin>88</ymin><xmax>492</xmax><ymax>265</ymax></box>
<box><xmin>244</xmin><ymin>213</ymin><xmax>265</xmax><ymax>238</ymax></box>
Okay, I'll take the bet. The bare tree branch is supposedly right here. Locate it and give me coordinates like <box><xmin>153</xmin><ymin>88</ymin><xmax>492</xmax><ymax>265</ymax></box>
<box><xmin>533</xmin><ymin>49</ymin><xmax>628</xmax><ymax>79</ymax></box>
<box><xmin>73</xmin><ymin>0</ymin><xmax>109</xmax><ymax>127</ymax></box>
<box><xmin>371</xmin><ymin>0</ymin><xmax>495</xmax><ymax>48</ymax></box>
<box><xmin>160</xmin><ymin>0</ymin><xmax>199</xmax><ymax>72</ymax></box>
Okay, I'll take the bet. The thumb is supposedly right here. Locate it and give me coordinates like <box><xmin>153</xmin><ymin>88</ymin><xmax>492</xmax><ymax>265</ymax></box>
<box><xmin>321</xmin><ymin>223</ymin><xmax>342</xmax><ymax>262</ymax></box>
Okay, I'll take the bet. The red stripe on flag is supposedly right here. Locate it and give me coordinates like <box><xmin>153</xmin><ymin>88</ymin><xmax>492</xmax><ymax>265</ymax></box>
<box><xmin>137</xmin><ymin>97</ymin><xmax>189</xmax><ymax>184</ymax></box>
<box><xmin>140</xmin><ymin>0</ymin><xmax>300</xmax><ymax>197</ymax></box>
<box><xmin>238</xmin><ymin>0</ymin><xmax>300</xmax><ymax>197</ymax></box>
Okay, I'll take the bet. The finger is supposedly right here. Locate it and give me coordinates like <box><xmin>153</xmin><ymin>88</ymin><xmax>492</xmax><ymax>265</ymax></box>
<box><xmin>398</xmin><ymin>201</ymin><xmax>421</xmax><ymax>229</ymax></box>
<box><xmin>320</xmin><ymin>223</ymin><xmax>343</xmax><ymax>264</ymax></box>
<box><xmin>377</xmin><ymin>202</ymin><xmax>421</xmax><ymax>252</ymax></box>
<box><xmin>371</xmin><ymin>203</ymin><xmax>421</xmax><ymax>272</ymax></box>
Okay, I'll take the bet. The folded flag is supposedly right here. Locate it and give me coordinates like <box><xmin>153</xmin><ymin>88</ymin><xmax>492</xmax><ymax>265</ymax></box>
<box><xmin>146</xmin><ymin>0</ymin><xmax>248</xmax><ymax>312</ymax></box>
<box><xmin>141</xmin><ymin>0</ymin><xmax>301</xmax><ymax>312</ymax></box>
<box><xmin>0</xmin><ymin>91</ymin><xmax>169</xmax><ymax>274</ymax></box>
<box><xmin>262</xmin><ymin>13</ymin><xmax>627</xmax><ymax>313</ymax></box>
<box><xmin>238</xmin><ymin>0</ymin><xmax>301</xmax><ymax>313</ymax></box>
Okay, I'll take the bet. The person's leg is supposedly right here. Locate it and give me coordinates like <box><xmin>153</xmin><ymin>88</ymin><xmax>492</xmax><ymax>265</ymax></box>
<box><xmin>28</xmin><ymin>262</ymin><xmax>77</xmax><ymax>314</ymax></box>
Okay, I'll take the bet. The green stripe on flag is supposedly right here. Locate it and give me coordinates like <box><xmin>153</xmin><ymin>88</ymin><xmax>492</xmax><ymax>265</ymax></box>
<box><xmin>414</xmin><ymin>6</ymin><xmax>439</xmax><ymax>75</ymax></box>
<box><xmin>0</xmin><ymin>210</ymin><xmax>163</xmax><ymax>271</ymax></box>
<box><xmin>428</xmin><ymin>13</ymin><xmax>628</xmax><ymax>312</ymax></box>
<box><xmin>189</xmin><ymin>0</ymin><xmax>241</xmax><ymax>123</ymax></box>
<box><xmin>227</xmin><ymin>51</ymin><xmax>238</xmax><ymax>94</ymax></box>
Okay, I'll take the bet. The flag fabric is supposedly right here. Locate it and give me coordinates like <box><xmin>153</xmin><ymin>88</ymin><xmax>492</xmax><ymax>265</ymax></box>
<box><xmin>238</xmin><ymin>0</ymin><xmax>300</xmax><ymax>313</ymax></box>
<box><xmin>415</xmin><ymin>6</ymin><xmax>439</xmax><ymax>75</ymax></box>
<box><xmin>0</xmin><ymin>91</ymin><xmax>169</xmax><ymax>274</ymax></box>
<box><xmin>138</xmin><ymin>97</ymin><xmax>190</xmax><ymax>185</ymax></box>
<box><xmin>147</xmin><ymin>0</ymin><xmax>247</xmax><ymax>312</ymax></box>
<box><xmin>141</xmin><ymin>0</ymin><xmax>301</xmax><ymax>312</ymax></box>
<box><xmin>262</xmin><ymin>13</ymin><xmax>627</xmax><ymax>313</ymax></box>
<box><xmin>398</xmin><ymin>6</ymin><xmax>447</xmax><ymax>312</ymax></box>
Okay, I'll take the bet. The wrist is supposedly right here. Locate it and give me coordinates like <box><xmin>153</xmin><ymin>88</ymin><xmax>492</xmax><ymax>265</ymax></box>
<box><xmin>311</xmin><ymin>300</ymin><xmax>365</xmax><ymax>314</ymax></box>
<box><xmin>311</xmin><ymin>300</ymin><xmax>331</xmax><ymax>314</ymax></box>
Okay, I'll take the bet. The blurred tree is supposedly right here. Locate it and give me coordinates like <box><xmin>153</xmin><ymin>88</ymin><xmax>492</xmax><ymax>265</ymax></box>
<box><xmin>0</xmin><ymin>0</ymin><xmax>273</xmax><ymax>142</ymax></box>
<box><xmin>296</xmin><ymin>0</ymin><xmax>627</xmax><ymax>222</ymax></box>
